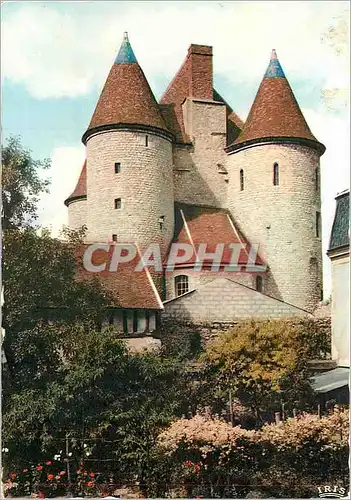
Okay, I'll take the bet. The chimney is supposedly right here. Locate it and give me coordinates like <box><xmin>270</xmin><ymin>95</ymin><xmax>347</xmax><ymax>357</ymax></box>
<box><xmin>187</xmin><ymin>44</ymin><xmax>213</xmax><ymax>100</ymax></box>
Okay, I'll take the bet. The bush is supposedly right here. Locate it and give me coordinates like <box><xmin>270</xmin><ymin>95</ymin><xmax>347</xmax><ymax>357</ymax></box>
<box><xmin>157</xmin><ymin>408</ymin><xmax>349</xmax><ymax>498</ymax></box>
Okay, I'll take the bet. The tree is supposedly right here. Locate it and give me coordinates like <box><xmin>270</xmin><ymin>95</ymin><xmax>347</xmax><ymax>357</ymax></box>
<box><xmin>2</xmin><ymin>136</ymin><xmax>50</xmax><ymax>230</ymax></box>
<box><xmin>2</xmin><ymin>228</ymin><xmax>112</xmax><ymax>385</ymax></box>
<box><xmin>2</xmin><ymin>327</ymin><xmax>192</xmax><ymax>497</ymax></box>
<box><xmin>200</xmin><ymin>319</ymin><xmax>320</xmax><ymax>422</ymax></box>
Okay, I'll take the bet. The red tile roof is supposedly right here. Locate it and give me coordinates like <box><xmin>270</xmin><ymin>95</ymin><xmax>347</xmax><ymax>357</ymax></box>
<box><xmin>76</xmin><ymin>244</ymin><xmax>163</xmax><ymax>310</ymax></box>
<box><xmin>64</xmin><ymin>161</ymin><xmax>87</xmax><ymax>206</ymax></box>
<box><xmin>172</xmin><ymin>204</ymin><xmax>265</xmax><ymax>269</ymax></box>
<box><xmin>230</xmin><ymin>53</ymin><xmax>325</xmax><ymax>154</ymax></box>
<box><xmin>83</xmin><ymin>61</ymin><xmax>170</xmax><ymax>144</ymax></box>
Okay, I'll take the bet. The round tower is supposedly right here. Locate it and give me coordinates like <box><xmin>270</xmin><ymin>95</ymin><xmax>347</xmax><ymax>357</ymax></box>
<box><xmin>82</xmin><ymin>33</ymin><xmax>174</xmax><ymax>257</ymax></box>
<box><xmin>64</xmin><ymin>160</ymin><xmax>87</xmax><ymax>230</ymax></box>
<box><xmin>226</xmin><ymin>50</ymin><xmax>325</xmax><ymax>312</ymax></box>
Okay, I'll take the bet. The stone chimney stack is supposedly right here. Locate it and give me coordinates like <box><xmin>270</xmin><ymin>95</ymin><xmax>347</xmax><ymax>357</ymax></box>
<box><xmin>187</xmin><ymin>44</ymin><xmax>213</xmax><ymax>100</ymax></box>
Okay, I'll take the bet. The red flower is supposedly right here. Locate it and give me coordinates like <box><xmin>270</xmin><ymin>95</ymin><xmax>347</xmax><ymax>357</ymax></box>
<box><xmin>37</xmin><ymin>465</ymin><xmax>43</xmax><ymax>471</ymax></box>
<box><xmin>59</xmin><ymin>471</ymin><xmax>66</xmax><ymax>476</ymax></box>
<box><xmin>194</xmin><ymin>464</ymin><xmax>200</xmax><ymax>475</ymax></box>
<box><xmin>23</xmin><ymin>469</ymin><xmax>28</xmax><ymax>473</ymax></box>
<box><xmin>45</xmin><ymin>460</ymin><xmax>52</xmax><ymax>465</ymax></box>
<box><xmin>184</xmin><ymin>460</ymin><xmax>192</xmax><ymax>467</ymax></box>
<box><xmin>39</xmin><ymin>492</ymin><xmax>45</xmax><ymax>499</ymax></box>
<box><xmin>89</xmin><ymin>472</ymin><xmax>95</xmax><ymax>477</ymax></box>
<box><xmin>10</xmin><ymin>473</ymin><xmax>17</xmax><ymax>479</ymax></box>
<box><xmin>47</xmin><ymin>474</ymin><xmax>54</xmax><ymax>480</ymax></box>
<box><xmin>87</xmin><ymin>481</ymin><xmax>93</xmax><ymax>487</ymax></box>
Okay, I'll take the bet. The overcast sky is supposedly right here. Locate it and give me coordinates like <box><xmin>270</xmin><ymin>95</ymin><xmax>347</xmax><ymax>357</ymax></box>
<box><xmin>1</xmin><ymin>0</ymin><xmax>349</xmax><ymax>298</ymax></box>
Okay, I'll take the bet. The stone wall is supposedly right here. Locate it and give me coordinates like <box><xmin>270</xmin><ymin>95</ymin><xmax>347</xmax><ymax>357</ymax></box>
<box><xmin>173</xmin><ymin>99</ymin><xmax>228</xmax><ymax>207</ymax></box>
<box><xmin>226</xmin><ymin>143</ymin><xmax>322</xmax><ymax>311</ymax></box>
<box><xmin>86</xmin><ymin>129</ymin><xmax>174</xmax><ymax>257</ymax></box>
<box><xmin>162</xmin><ymin>276</ymin><xmax>310</xmax><ymax>323</ymax></box>
<box><xmin>164</xmin><ymin>269</ymin><xmax>255</xmax><ymax>301</ymax></box>
<box><xmin>160</xmin><ymin>315</ymin><xmax>331</xmax><ymax>355</ymax></box>
<box><xmin>67</xmin><ymin>198</ymin><xmax>87</xmax><ymax>230</ymax></box>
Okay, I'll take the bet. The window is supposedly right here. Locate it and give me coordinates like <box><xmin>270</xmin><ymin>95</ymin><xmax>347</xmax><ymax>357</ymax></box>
<box><xmin>256</xmin><ymin>275</ymin><xmax>263</xmax><ymax>292</ymax></box>
<box><xmin>175</xmin><ymin>275</ymin><xmax>189</xmax><ymax>297</ymax></box>
<box><xmin>273</xmin><ymin>163</ymin><xmax>279</xmax><ymax>186</ymax></box>
<box><xmin>240</xmin><ymin>169</ymin><xmax>244</xmax><ymax>191</ymax></box>
<box><xmin>159</xmin><ymin>215</ymin><xmax>165</xmax><ymax>230</ymax></box>
<box><xmin>315</xmin><ymin>167</ymin><xmax>320</xmax><ymax>191</ymax></box>
<box><xmin>112</xmin><ymin>234</ymin><xmax>117</xmax><ymax>242</ymax></box>
<box><xmin>145</xmin><ymin>135</ymin><xmax>149</xmax><ymax>147</ymax></box>
<box><xmin>316</xmin><ymin>211</ymin><xmax>321</xmax><ymax>238</ymax></box>
<box><xmin>114</xmin><ymin>198</ymin><xmax>122</xmax><ymax>210</ymax></box>
<box><xmin>114</xmin><ymin>162</ymin><xmax>121</xmax><ymax>173</ymax></box>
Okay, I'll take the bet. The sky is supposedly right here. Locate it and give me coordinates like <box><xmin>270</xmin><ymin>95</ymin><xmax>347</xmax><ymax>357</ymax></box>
<box><xmin>1</xmin><ymin>0</ymin><xmax>349</xmax><ymax>298</ymax></box>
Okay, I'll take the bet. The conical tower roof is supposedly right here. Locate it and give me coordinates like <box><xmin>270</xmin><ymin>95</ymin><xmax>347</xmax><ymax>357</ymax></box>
<box><xmin>229</xmin><ymin>50</ymin><xmax>325</xmax><ymax>154</ymax></box>
<box><xmin>64</xmin><ymin>161</ymin><xmax>87</xmax><ymax>206</ymax></box>
<box><xmin>82</xmin><ymin>33</ymin><xmax>170</xmax><ymax>144</ymax></box>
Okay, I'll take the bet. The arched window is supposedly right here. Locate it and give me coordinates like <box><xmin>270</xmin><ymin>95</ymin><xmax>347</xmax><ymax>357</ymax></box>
<box><xmin>273</xmin><ymin>163</ymin><xmax>279</xmax><ymax>186</ymax></box>
<box><xmin>256</xmin><ymin>275</ymin><xmax>263</xmax><ymax>292</ymax></box>
<box><xmin>240</xmin><ymin>169</ymin><xmax>244</xmax><ymax>191</ymax></box>
<box><xmin>175</xmin><ymin>275</ymin><xmax>189</xmax><ymax>297</ymax></box>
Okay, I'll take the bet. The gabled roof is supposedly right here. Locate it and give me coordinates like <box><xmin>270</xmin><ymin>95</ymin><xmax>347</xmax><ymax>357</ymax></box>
<box><xmin>328</xmin><ymin>190</ymin><xmax>350</xmax><ymax>254</ymax></box>
<box><xmin>64</xmin><ymin>161</ymin><xmax>87</xmax><ymax>206</ymax></box>
<box><xmin>228</xmin><ymin>50</ymin><xmax>325</xmax><ymax>155</ymax></box>
<box><xmin>172</xmin><ymin>203</ymin><xmax>265</xmax><ymax>269</ymax></box>
<box><xmin>76</xmin><ymin>244</ymin><xmax>163</xmax><ymax>310</ymax></box>
<box><xmin>82</xmin><ymin>33</ymin><xmax>170</xmax><ymax>144</ymax></box>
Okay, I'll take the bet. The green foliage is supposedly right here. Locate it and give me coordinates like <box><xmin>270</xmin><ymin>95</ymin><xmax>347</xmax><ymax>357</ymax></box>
<box><xmin>2</xmin><ymin>228</ymin><xmax>111</xmax><ymax>386</ymax></box>
<box><xmin>200</xmin><ymin>319</ymin><xmax>321</xmax><ymax>419</ymax></box>
<box><xmin>157</xmin><ymin>321</ymin><xmax>203</xmax><ymax>360</ymax></box>
<box><xmin>2</xmin><ymin>326</ymin><xmax>193</xmax><ymax>496</ymax></box>
<box><xmin>2</xmin><ymin>135</ymin><xmax>50</xmax><ymax>230</ymax></box>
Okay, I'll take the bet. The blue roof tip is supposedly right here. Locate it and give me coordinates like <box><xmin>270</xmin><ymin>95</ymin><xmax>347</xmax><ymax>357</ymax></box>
<box><xmin>115</xmin><ymin>32</ymin><xmax>137</xmax><ymax>64</ymax></box>
<box><xmin>264</xmin><ymin>49</ymin><xmax>285</xmax><ymax>78</ymax></box>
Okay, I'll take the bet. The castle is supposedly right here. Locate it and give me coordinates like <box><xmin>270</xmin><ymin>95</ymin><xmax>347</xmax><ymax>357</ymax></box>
<box><xmin>65</xmin><ymin>33</ymin><xmax>325</xmax><ymax>333</ymax></box>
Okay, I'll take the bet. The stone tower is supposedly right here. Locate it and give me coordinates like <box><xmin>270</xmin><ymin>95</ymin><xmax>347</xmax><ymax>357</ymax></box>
<box><xmin>226</xmin><ymin>50</ymin><xmax>325</xmax><ymax>312</ymax></box>
<box><xmin>81</xmin><ymin>33</ymin><xmax>174</xmax><ymax>255</ymax></box>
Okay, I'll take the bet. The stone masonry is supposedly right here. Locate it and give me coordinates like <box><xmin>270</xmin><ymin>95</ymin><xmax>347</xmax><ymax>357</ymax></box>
<box><xmin>65</xmin><ymin>35</ymin><xmax>326</xmax><ymax>321</ymax></box>
<box><xmin>162</xmin><ymin>277</ymin><xmax>310</xmax><ymax>322</ymax></box>
<box><xmin>226</xmin><ymin>143</ymin><xmax>322</xmax><ymax>311</ymax></box>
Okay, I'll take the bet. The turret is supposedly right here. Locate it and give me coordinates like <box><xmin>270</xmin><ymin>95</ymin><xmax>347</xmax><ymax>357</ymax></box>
<box><xmin>64</xmin><ymin>160</ymin><xmax>87</xmax><ymax>230</ymax></box>
<box><xmin>226</xmin><ymin>50</ymin><xmax>325</xmax><ymax>311</ymax></box>
<box><xmin>82</xmin><ymin>32</ymin><xmax>174</xmax><ymax>255</ymax></box>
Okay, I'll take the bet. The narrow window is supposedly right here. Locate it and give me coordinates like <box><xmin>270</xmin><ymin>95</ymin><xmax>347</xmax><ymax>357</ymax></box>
<box><xmin>145</xmin><ymin>135</ymin><xmax>149</xmax><ymax>147</ymax></box>
<box><xmin>114</xmin><ymin>198</ymin><xmax>122</xmax><ymax>210</ymax></box>
<box><xmin>159</xmin><ymin>215</ymin><xmax>165</xmax><ymax>230</ymax></box>
<box><xmin>315</xmin><ymin>167</ymin><xmax>320</xmax><ymax>191</ymax></box>
<box><xmin>316</xmin><ymin>211</ymin><xmax>321</xmax><ymax>238</ymax></box>
<box><xmin>122</xmin><ymin>311</ymin><xmax>128</xmax><ymax>334</ymax></box>
<box><xmin>240</xmin><ymin>169</ymin><xmax>244</xmax><ymax>191</ymax></box>
<box><xmin>133</xmin><ymin>310</ymin><xmax>138</xmax><ymax>333</ymax></box>
<box><xmin>273</xmin><ymin>163</ymin><xmax>279</xmax><ymax>186</ymax></box>
<box><xmin>175</xmin><ymin>275</ymin><xmax>189</xmax><ymax>297</ymax></box>
<box><xmin>114</xmin><ymin>162</ymin><xmax>121</xmax><ymax>174</ymax></box>
<box><xmin>112</xmin><ymin>234</ymin><xmax>117</xmax><ymax>242</ymax></box>
<box><xmin>256</xmin><ymin>275</ymin><xmax>263</xmax><ymax>292</ymax></box>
